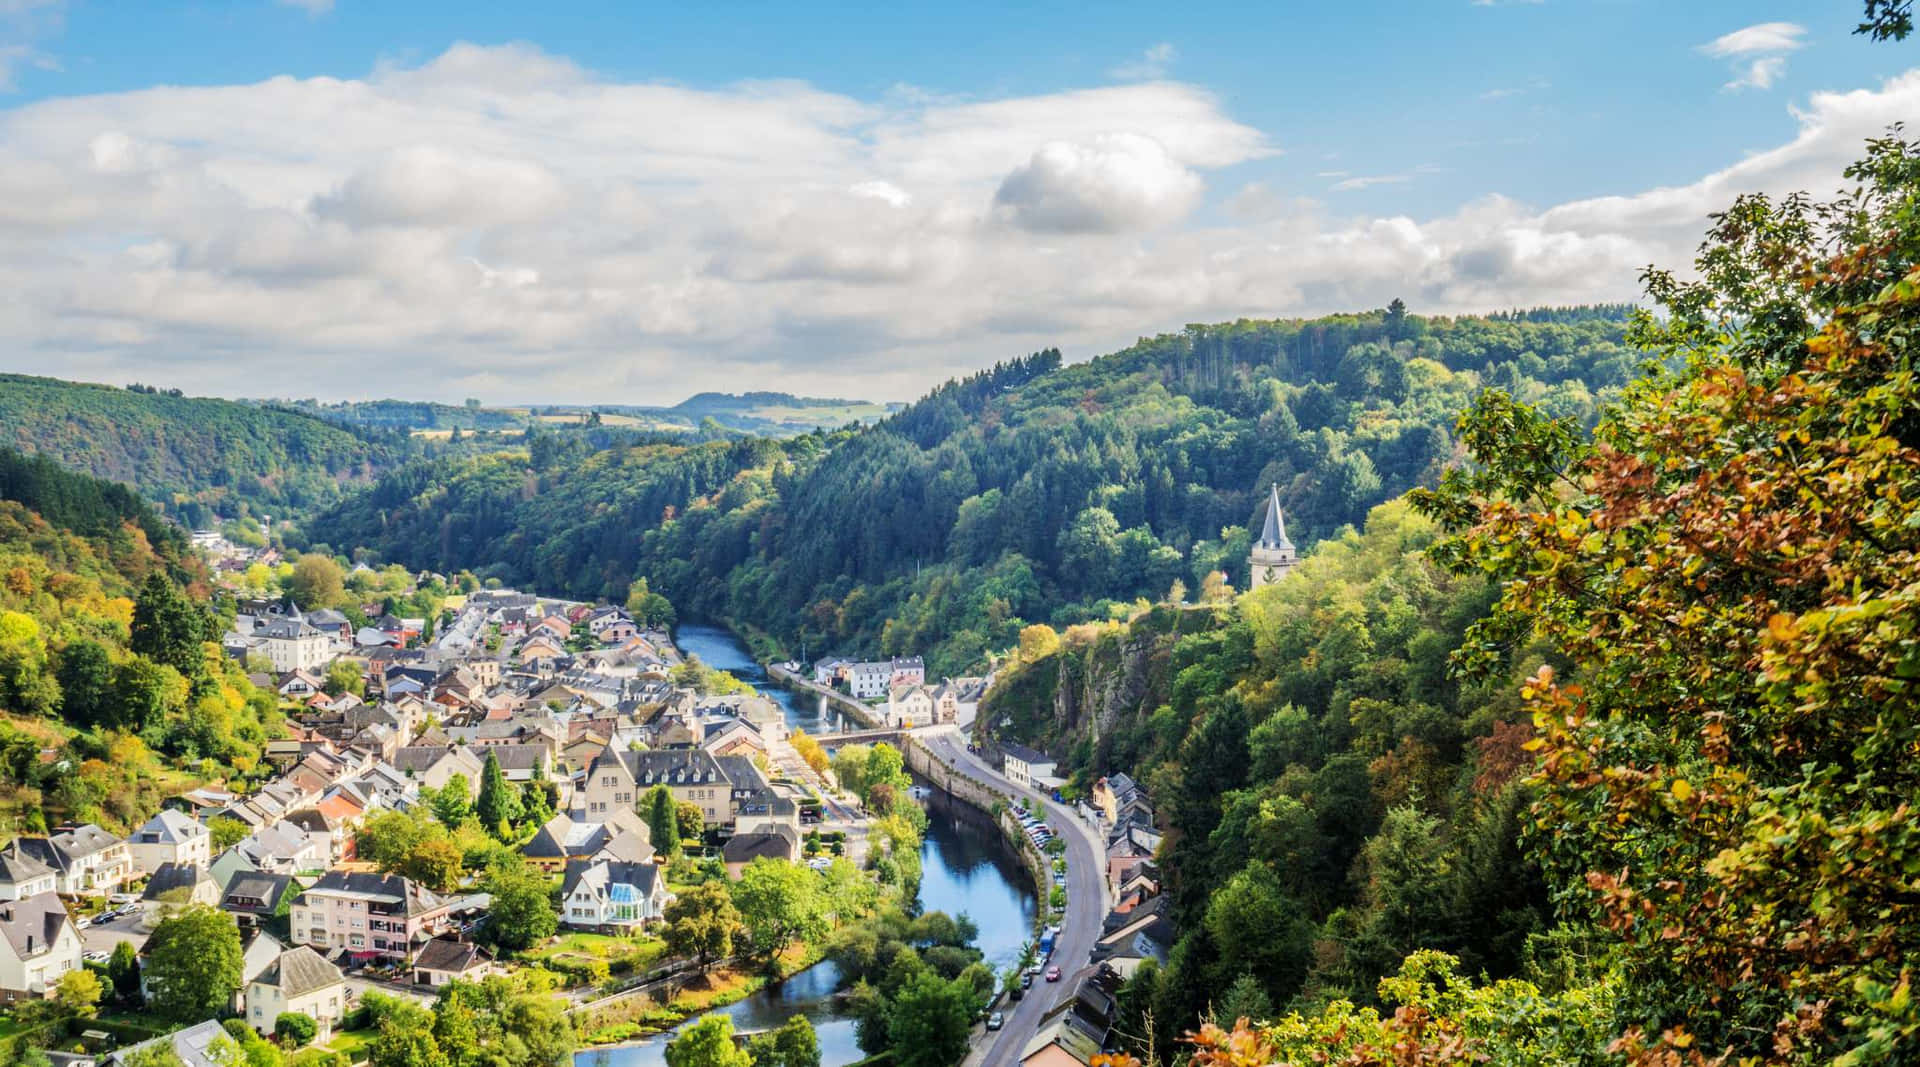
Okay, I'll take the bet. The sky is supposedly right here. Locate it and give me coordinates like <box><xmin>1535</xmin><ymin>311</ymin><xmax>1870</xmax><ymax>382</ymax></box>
<box><xmin>0</xmin><ymin>1</ymin><xmax>1914</xmax><ymax>406</ymax></box>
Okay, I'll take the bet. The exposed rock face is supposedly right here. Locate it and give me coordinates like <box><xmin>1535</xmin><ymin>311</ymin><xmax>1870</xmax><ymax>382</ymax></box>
<box><xmin>980</xmin><ymin>605</ymin><xmax>1226</xmax><ymax>760</ymax></box>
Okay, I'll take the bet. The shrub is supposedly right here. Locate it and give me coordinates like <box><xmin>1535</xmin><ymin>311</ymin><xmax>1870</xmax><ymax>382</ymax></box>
<box><xmin>275</xmin><ymin>1011</ymin><xmax>319</xmax><ymax>1047</ymax></box>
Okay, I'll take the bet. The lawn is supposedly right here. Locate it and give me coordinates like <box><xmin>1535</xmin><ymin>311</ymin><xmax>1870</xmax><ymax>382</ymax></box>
<box><xmin>322</xmin><ymin>1027</ymin><xmax>374</xmax><ymax>1059</ymax></box>
<box><xmin>522</xmin><ymin>932</ymin><xmax>666</xmax><ymax>971</ymax></box>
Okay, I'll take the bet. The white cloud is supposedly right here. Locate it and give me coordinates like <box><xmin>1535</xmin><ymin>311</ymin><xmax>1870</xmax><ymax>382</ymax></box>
<box><xmin>0</xmin><ymin>42</ymin><xmax>1912</xmax><ymax>403</ymax></box>
<box><xmin>1726</xmin><ymin>56</ymin><xmax>1788</xmax><ymax>91</ymax></box>
<box><xmin>1110</xmin><ymin>43</ymin><xmax>1176</xmax><ymax>81</ymax></box>
<box><xmin>1700</xmin><ymin>21</ymin><xmax>1805</xmax><ymax>91</ymax></box>
<box><xmin>276</xmin><ymin>0</ymin><xmax>334</xmax><ymax>13</ymax></box>
<box><xmin>1700</xmin><ymin>21</ymin><xmax>1806</xmax><ymax>56</ymax></box>
<box><xmin>994</xmin><ymin>133</ymin><xmax>1203</xmax><ymax>233</ymax></box>
<box><xmin>1332</xmin><ymin>173</ymin><xmax>1412</xmax><ymax>191</ymax></box>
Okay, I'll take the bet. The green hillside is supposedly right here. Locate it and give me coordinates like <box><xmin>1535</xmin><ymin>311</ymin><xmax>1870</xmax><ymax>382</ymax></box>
<box><xmin>0</xmin><ymin>374</ymin><xmax>399</xmax><ymax>527</ymax></box>
<box><xmin>0</xmin><ymin>445</ymin><xmax>279</xmax><ymax>836</ymax></box>
<box><xmin>306</xmin><ymin>303</ymin><xmax>1638</xmax><ymax>673</ymax></box>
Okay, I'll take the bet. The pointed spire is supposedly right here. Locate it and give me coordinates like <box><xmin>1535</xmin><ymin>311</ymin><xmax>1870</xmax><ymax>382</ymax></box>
<box><xmin>1258</xmin><ymin>483</ymin><xmax>1293</xmax><ymax>551</ymax></box>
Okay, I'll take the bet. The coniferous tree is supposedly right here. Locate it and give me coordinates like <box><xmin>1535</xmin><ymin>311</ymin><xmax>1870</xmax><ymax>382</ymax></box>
<box><xmin>476</xmin><ymin>750</ymin><xmax>520</xmax><ymax>836</ymax></box>
<box><xmin>130</xmin><ymin>573</ymin><xmax>205</xmax><ymax>680</ymax></box>
<box><xmin>646</xmin><ymin>785</ymin><xmax>681</xmax><ymax>858</ymax></box>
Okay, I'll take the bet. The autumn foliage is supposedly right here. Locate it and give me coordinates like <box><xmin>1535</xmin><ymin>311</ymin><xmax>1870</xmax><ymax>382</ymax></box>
<box><xmin>1416</xmin><ymin>133</ymin><xmax>1920</xmax><ymax>1062</ymax></box>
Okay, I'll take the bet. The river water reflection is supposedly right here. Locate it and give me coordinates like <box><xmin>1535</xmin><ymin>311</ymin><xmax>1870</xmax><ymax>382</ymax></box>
<box><xmin>673</xmin><ymin>623</ymin><xmax>853</xmax><ymax>735</ymax></box>
<box><xmin>574</xmin><ymin>631</ymin><xmax>1034</xmax><ymax>1067</ymax></box>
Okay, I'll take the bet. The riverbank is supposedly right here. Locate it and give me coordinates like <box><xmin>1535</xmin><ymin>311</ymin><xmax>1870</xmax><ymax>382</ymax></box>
<box><xmin>764</xmin><ymin>662</ymin><xmax>884</xmax><ymax>729</ymax></box>
<box><xmin>575</xmin><ymin>942</ymin><xmax>830</xmax><ymax>1047</ymax></box>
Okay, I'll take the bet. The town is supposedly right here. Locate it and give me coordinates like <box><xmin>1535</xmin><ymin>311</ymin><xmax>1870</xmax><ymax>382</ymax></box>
<box><xmin>2</xmin><ymin>537</ymin><xmax>1170</xmax><ymax>1067</ymax></box>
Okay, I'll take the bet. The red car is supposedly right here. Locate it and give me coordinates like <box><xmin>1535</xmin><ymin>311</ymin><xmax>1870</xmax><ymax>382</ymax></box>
<box><xmin>1045</xmin><ymin>966</ymin><xmax>1062</xmax><ymax>982</ymax></box>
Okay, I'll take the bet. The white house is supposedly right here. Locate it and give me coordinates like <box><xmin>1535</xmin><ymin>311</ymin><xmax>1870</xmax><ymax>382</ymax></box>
<box><xmin>259</xmin><ymin>619</ymin><xmax>334</xmax><ymax>673</ymax></box>
<box><xmin>17</xmin><ymin>823</ymin><xmax>133</xmax><ymax>896</ymax></box>
<box><xmin>0</xmin><ymin>843</ymin><xmax>58</xmax><ymax>901</ymax></box>
<box><xmin>0</xmin><ymin>892</ymin><xmax>82</xmax><ymax>1003</ymax></box>
<box><xmin>245</xmin><ymin>944</ymin><xmax>348</xmax><ymax>1038</ymax></box>
<box><xmin>886</xmin><ymin>684</ymin><xmax>936</xmax><ymax>728</ymax></box>
<box><xmin>559</xmin><ymin>859</ymin><xmax>671</xmax><ymax>932</ymax></box>
<box><xmin>128</xmin><ymin>809</ymin><xmax>212</xmax><ymax>876</ymax></box>
<box><xmin>1001</xmin><ymin>743</ymin><xmax>1057</xmax><ymax>790</ymax></box>
<box><xmin>846</xmin><ymin>661</ymin><xmax>892</xmax><ymax>700</ymax></box>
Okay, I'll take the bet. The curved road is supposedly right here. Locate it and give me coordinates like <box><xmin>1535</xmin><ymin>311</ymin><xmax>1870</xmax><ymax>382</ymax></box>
<box><xmin>917</xmin><ymin>726</ymin><xmax>1108</xmax><ymax>1067</ymax></box>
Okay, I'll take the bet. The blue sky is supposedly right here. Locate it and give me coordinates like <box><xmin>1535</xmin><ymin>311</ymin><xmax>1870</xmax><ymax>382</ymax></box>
<box><xmin>0</xmin><ymin>1</ymin><xmax>1913</xmax><ymax>403</ymax></box>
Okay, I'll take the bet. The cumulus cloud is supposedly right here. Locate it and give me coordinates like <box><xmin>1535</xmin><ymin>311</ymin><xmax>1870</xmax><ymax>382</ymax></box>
<box><xmin>993</xmin><ymin>133</ymin><xmax>1203</xmax><ymax>233</ymax></box>
<box><xmin>1700</xmin><ymin>21</ymin><xmax>1806</xmax><ymax>91</ymax></box>
<box><xmin>0</xmin><ymin>42</ymin><xmax>1911</xmax><ymax>403</ymax></box>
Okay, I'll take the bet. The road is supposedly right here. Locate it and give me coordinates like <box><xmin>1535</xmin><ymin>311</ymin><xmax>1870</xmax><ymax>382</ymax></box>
<box><xmin>916</xmin><ymin>726</ymin><xmax>1109</xmax><ymax>1067</ymax></box>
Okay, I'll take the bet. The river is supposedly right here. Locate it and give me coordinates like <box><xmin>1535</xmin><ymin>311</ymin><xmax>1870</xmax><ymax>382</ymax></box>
<box><xmin>675</xmin><ymin>623</ymin><xmax>854</xmax><ymax>735</ymax></box>
<box><xmin>574</xmin><ymin>629</ymin><xmax>1035</xmax><ymax>1067</ymax></box>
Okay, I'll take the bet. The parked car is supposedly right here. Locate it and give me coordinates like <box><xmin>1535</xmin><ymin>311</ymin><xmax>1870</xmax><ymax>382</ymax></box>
<box><xmin>987</xmin><ymin>1012</ymin><xmax>1005</xmax><ymax>1031</ymax></box>
<box><xmin>108</xmin><ymin>893</ymin><xmax>137</xmax><ymax>906</ymax></box>
<box><xmin>75</xmin><ymin>917</ymin><xmax>91</xmax><ymax>930</ymax></box>
<box><xmin>1045</xmin><ymin>965</ymin><xmax>1062</xmax><ymax>982</ymax></box>
<box><xmin>1020</xmin><ymin>972</ymin><xmax>1033</xmax><ymax>989</ymax></box>
<box><xmin>83</xmin><ymin>951</ymin><xmax>110</xmax><ymax>964</ymax></box>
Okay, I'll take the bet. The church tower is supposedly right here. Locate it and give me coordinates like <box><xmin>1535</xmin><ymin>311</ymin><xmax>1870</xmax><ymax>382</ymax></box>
<box><xmin>1248</xmin><ymin>483</ymin><xmax>1297</xmax><ymax>589</ymax></box>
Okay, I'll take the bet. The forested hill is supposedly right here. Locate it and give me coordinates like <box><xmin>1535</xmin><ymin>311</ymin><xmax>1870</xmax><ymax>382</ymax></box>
<box><xmin>981</xmin><ymin>500</ymin><xmax>1543</xmax><ymax>1046</ymax></box>
<box><xmin>306</xmin><ymin>304</ymin><xmax>1638</xmax><ymax>672</ymax></box>
<box><xmin>0</xmin><ymin>442</ymin><xmax>282</xmax><ymax>836</ymax></box>
<box><xmin>0</xmin><ymin>446</ymin><xmax>201</xmax><ymax>589</ymax></box>
<box><xmin>0</xmin><ymin>373</ymin><xmax>400</xmax><ymax>527</ymax></box>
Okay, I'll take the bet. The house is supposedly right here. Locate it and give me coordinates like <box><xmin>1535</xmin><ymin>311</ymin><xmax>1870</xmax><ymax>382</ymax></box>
<box><xmin>412</xmin><ymin>937</ymin><xmax>498</xmax><ymax>988</ymax></box>
<box><xmin>559</xmin><ymin>859</ymin><xmax>671</xmax><ymax>932</ymax></box>
<box><xmin>230</xmin><ymin>821</ymin><xmax>328</xmax><ymax>876</ymax></box>
<box><xmin>701</xmin><ymin>719</ymin><xmax>768</xmax><ymax>759</ymax></box>
<box><xmin>221</xmin><ymin>871</ymin><xmax>297</xmax><ymax>928</ymax></box>
<box><xmin>1019</xmin><ymin>965</ymin><xmax>1124</xmax><ymax>1067</ymax></box>
<box><xmin>722</xmin><ymin>824</ymin><xmax>802</xmax><ymax>878</ymax></box>
<box><xmin>478</xmin><ymin>743</ymin><xmax>554</xmax><ymax>783</ymax></box>
<box><xmin>289</xmin><ymin>870</ymin><xmax>452</xmax><ymax>963</ymax></box>
<box><xmin>0</xmin><ymin>892</ymin><xmax>81</xmax><ymax>1003</ymax></box>
<box><xmin>888</xmin><ymin>656</ymin><xmax>925</xmax><ymax>688</ymax></box>
<box><xmin>521</xmin><ymin>812</ymin><xmax>654</xmax><ymax>873</ymax></box>
<box><xmin>581</xmin><ymin>748</ymin><xmax>750</xmax><ymax>826</ymax></box>
<box><xmin>139</xmin><ymin>862</ymin><xmax>220</xmax><ymax>928</ymax></box>
<box><xmin>306</xmin><ymin>608</ymin><xmax>353</xmax><ymax>641</ymax></box>
<box><xmin>108</xmin><ymin>1019</ymin><xmax>244</xmax><ymax>1067</ymax></box>
<box><xmin>1090</xmin><ymin>774</ymin><xmax>1148</xmax><ymax>825</ymax></box>
<box><xmin>259</xmin><ymin>619</ymin><xmax>333</xmax><ymax>673</ymax></box>
<box><xmin>732</xmin><ymin>792</ymin><xmax>801</xmax><ymax>838</ymax></box>
<box><xmin>1000</xmin><ymin>744</ymin><xmax>1057</xmax><ymax>790</ymax></box>
<box><xmin>0</xmin><ymin>842</ymin><xmax>58</xmax><ymax>901</ymax></box>
<box><xmin>845</xmin><ymin>661</ymin><xmax>892</xmax><ymax>700</ymax></box>
<box><xmin>277</xmin><ymin>670</ymin><xmax>326</xmax><ymax>698</ymax></box>
<box><xmin>125</xmin><ymin>809</ymin><xmax>210</xmax><ymax>875</ymax></box>
<box><xmin>885</xmin><ymin>684</ymin><xmax>936</xmax><ymax>728</ymax></box>
<box><xmin>391</xmin><ymin>745</ymin><xmax>486</xmax><ymax>795</ymax></box>
<box><xmin>17</xmin><ymin>824</ymin><xmax>133</xmax><ymax>896</ymax></box>
<box><xmin>245</xmin><ymin>945</ymin><xmax>348</xmax><ymax>1037</ymax></box>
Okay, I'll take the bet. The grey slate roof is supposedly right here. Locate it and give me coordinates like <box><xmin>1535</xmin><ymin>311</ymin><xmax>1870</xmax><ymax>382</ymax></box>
<box><xmin>721</xmin><ymin>824</ymin><xmax>801</xmax><ymax>865</ymax></box>
<box><xmin>256</xmin><ymin>944</ymin><xmax>343</xmax><ymax>997</ymax></box>
<box><xmin>0</xmin><ymin>840</ymin><xmax>54</xmax><ymax>886</ymax></box>
<box><xmin>141</xmin><ymin>861</ymin><xmax>212</xmax><ymax>901</ymax></box>
<box><xmin>1256</xmin><ymin>483</ymin><xmax>1294</xmax><ymax>552</ymax></box>
<box><xmin>0</xmin><ymin>891</ymin><xmax>71</xmax><ymax>962</ymax></box>
<box><xmin>16</xmin><ymin>823</ymin><xmax>121</xmax><ymax>876</ymax></box>
<box><xmin>414</xmin><ymin>936</ymin><xmax>492</xmax><ymax>974</ymax></box>
<box><xmin>222</xmin><ymin>871</ymin><xmax>296</xmax><ymax>915</ymax></box>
